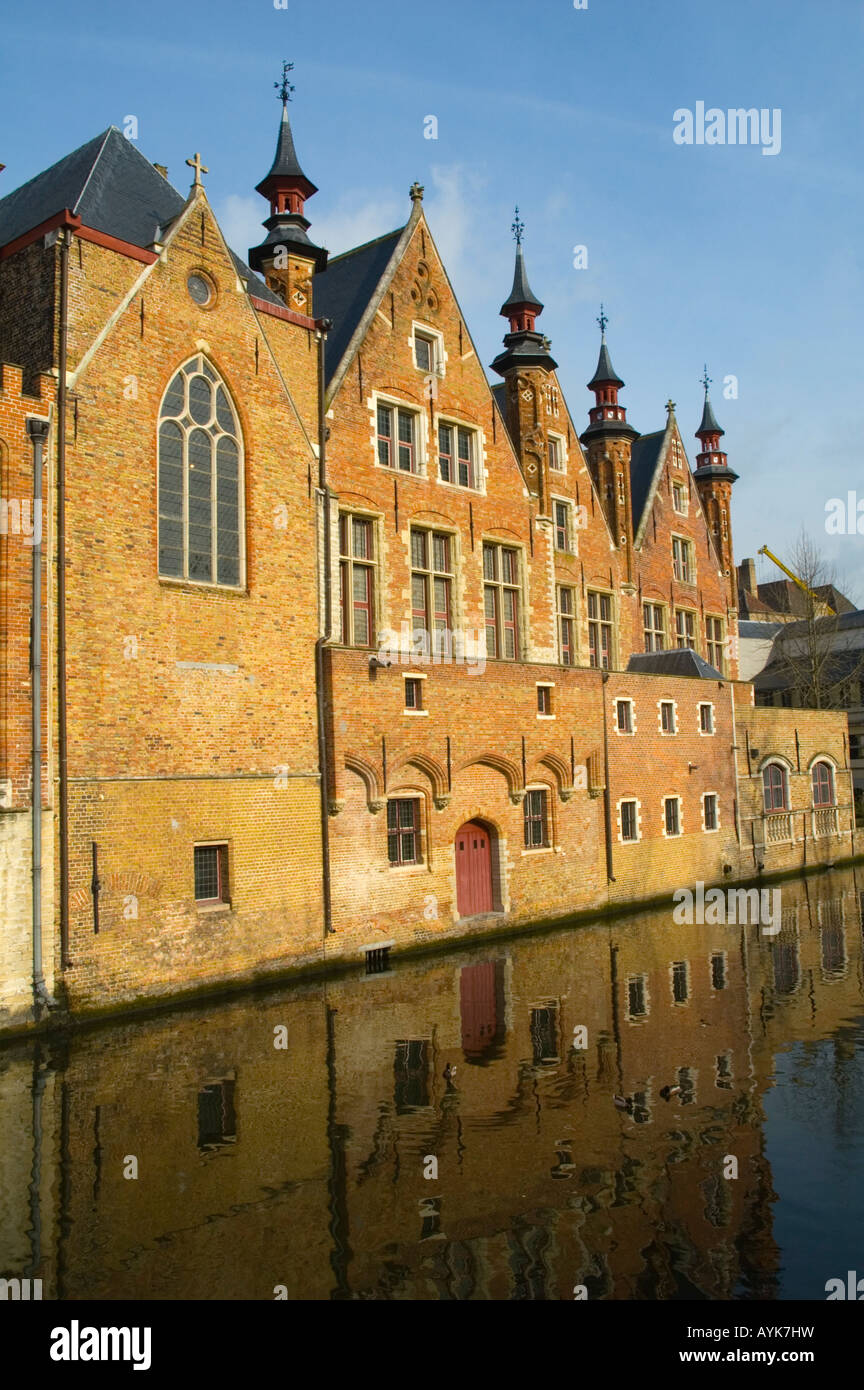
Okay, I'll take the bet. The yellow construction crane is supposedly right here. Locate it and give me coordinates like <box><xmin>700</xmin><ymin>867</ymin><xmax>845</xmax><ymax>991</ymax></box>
<box><xmin>757</xmin><ymin>545</ymin><xmax>836</xmax><ymax>615</ymax></box>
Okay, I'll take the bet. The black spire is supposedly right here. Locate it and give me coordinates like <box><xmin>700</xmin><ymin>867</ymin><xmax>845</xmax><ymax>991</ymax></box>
<box><xmin>249</xmin><ymin>61</ymin><xmax>327</xmax><ymax>277</ymax></box>
<box><xmin>500</xmin><ymin>212</ymin><xmax>543</xmax><ymax>316</ymax></box>
<box><xmin>490</xmin><ymin>209</ymin><xmax>556</xmax><ymax>376</ymax></box>
<box><xmin>696</xmin><ymin>367</ymin><xmax>724</xmax><ymax>439</ymax></box>
<box><xmin>587</xmin><ymin>306</ymin><xmax>624</xmax><ymax>388</ymax></box>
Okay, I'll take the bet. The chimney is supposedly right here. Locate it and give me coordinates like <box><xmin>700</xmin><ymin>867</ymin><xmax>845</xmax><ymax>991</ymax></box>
<box><xmin>739</xmin><ymin>558</ymin><xmax>757</xmax><ymax>594</ymax></box>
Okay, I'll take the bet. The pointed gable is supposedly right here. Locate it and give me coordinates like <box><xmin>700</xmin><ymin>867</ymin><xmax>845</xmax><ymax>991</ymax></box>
<box><xmin>313</xmin><ymin>228</ymin><xmax>405</xmax><ymax>384</ymax></box>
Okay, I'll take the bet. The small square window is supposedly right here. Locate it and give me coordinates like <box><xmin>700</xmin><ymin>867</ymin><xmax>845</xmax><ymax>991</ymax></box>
<box><xmin>704</xmin><ymin>793</ymin><xmax>718</xmax><ymax>830</ymax></box>
<box><xmin>616</xmin><ymin>700</ymin><xmax>633</xmax><ymax>733</ymax></box>
<box><xmin>405</xmin><ymin>678</ymin><xmax>423</xmax><ymax>710</ymax></box>
<box><xmin>660</xmin><ymin>701</ymin><xmax>676</xmax><ymax>734</ymax></box>
<box><xmin>700</xmin><ymin>703</ymin><xmax>714</xmax><ymax>734</ymax></box>
<box><xmin>621</xmin><ymin>800</ymin><xmax>638</xmax><ymax>842</ymax></box>
<box><xmin>537</xmin><ymin>686</ymin><xmax>552</xmax><ymax>715</ymax></box>
<box><xmin>664</xmin><ymin>798</ymin><xmax>681</xmax><ymax>836</ymax></box>
<box><xmin>194</xmin><ymin>844</ymin><xmax>228</xmax><ymax>904</ymax></box>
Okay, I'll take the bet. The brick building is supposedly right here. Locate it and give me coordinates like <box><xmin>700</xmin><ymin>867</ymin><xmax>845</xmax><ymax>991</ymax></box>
<box><xmin>0</xmin><ymin>95</ymin><xmax>856</xmax><ymax>1027</ymax></box>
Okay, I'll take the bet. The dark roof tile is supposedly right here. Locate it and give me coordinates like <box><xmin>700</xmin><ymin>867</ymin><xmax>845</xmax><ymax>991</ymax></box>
<box><xmin>313</xmin><ymin>228</ymin><xmax>403</xmax><ymax>382</ymax></box>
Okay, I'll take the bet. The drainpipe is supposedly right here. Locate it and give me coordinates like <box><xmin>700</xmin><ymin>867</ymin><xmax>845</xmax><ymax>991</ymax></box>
<box><xmin>315</xmin><ymin>318</ymin><xmax>335</xmax><ymax>937</ymax></box>
<box><xmin>601</xmin><ymin>671</ymin><xmax>615</xmax><ymax>882</ymax></box>
<box><xmin>57</xmin><ymin>225</ymin><xmax>71</xmax><ymax>968</ymax></box>
<box><xmin>26</xmin><ymin>415</ymin><xmax>55</xmax><ymax>1010</ymax></box>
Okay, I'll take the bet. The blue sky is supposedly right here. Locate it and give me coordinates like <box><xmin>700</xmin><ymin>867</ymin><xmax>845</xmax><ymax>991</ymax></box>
<box><xmin>2</xmin><ymin>0</ymin><xmax>862</xmax><ymax>599</ymax></box>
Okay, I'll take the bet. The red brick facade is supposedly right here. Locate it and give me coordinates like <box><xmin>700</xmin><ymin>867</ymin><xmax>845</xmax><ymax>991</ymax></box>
<box><xmin>0</xmin><ymin>122</ymin><xmax>856</xmax><ymax>1026</ymax></box>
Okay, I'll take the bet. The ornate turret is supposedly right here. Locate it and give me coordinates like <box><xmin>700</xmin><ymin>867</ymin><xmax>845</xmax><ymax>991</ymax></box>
<box><xmin>580</xmin><ymin>309</ymin><xmax>639</xmax><ymax>575</ymax></box>
<box><xmin>249</xmin><ymin>62</ymin><xmax>327</xmax><ymax>310</ymax></box>
<box><xmin>490</xmin><ymin>211</ymin><xmax>559</xmax><ymax>507</ymax></box>
<box><xmin>692</xmin><ymin>367</ymin><xmax>738</xmax><ymax>607</ymax></box>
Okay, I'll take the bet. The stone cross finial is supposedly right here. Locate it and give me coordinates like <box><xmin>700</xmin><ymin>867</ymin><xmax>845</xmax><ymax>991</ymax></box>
<box><xmin>665</xmin><ymin>398</ymin><xmax>676</xmax><ymax>415</ymax></box>
<box><xmin>409</xmin><ymin>182</ymin><xmax>425</xmax><ymax>202</ymax></box>
<box><xmin>185</xmin><ymin>152</ymin><xmax>208</xmax><ymax>187</ymax></box>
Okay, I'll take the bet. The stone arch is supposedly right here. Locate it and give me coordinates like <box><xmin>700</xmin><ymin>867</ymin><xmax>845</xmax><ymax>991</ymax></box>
<box><xmin>537</xmin><ymin>753</ymin><xmax>573</xmax><ymax>800</ymax></box>
<box><xmin>395</xmin><ymin>753</ymin><xmax>450</xmax><ymax>808</ymax></box>
<box><xmin>344</xmin><ymin>753</ymin><xmax>383</xmax><ymax>812</ymax></box>
<box><xmin>456</xmin><ymin>752</ymin><xmax>524</xmax><ymax>802</ymax></box>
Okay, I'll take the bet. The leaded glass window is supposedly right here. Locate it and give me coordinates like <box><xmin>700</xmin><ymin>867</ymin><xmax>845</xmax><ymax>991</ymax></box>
<box><xmin>158</xmin><ymin>356</ymin><xmax>243</xmax><ymax>586</ymax></box>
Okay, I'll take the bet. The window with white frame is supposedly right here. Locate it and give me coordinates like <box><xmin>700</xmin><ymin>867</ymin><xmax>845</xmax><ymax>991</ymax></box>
<box><xmin>377</xmin><ymin>401</ymin><xmax>420</xmax><ymax>473</ymax></box>
<box><xmin>616</xmin><ymin>699</ymin><xmax>634</xmax><ymax>734</ymax></box>
<box><xmin>620</xmin><ymin>799</ymin><xmax>639</xmax><ymax>842</ymax></box>
<box><xmin>588</xmin><ymin>591</ymin><xmax>614</xmax><ymax>669</ymax></box>
<box><xmin>672</xmin><ymin>535</ymin><xmax>694</xmax><ymax>584</ymax></box>
<box><xmin>339</xmin><ymin>513</ymin><xmax>375</xmax><ymax>646</ymax></box>
<box><xmin>558</xmin><ymin>586</ymin><xmax>575</xmax><ymax>666</ymax></box>
<box><xmin>705</xmin><ymin>616</ymin><xmax>724</xmax><ymax>671</ymax></box>
<box><xmin>548</xmin><ymin>434</ymin><xmax>565</xmax><ymax>471</ymax></box>
<box><xmin>660</xmin><ymin>700</ymin><xmax>676</xmax><ymax>734</ymax></box>
<box><xmin>438</xmin><ymin>421</ymin><xmax>477</xmax><ymax>489</ymax></box>
<box><xmin>699</xmin><ymin>702</ymin><xmax>715</xmax><ymax>734</ymax></box>
<box><xmin>643</xmin><ymin>602</ymin><xmax>665</xmax><ymax>652</ymax></box>
<box><xmin>483</xmin><ymin>542</ymin><xmax>521</xmax><ymax>659</ymax></box>
<box><xmin>672</xmin><ymin>482</ymin><xmax>687</xmax><ymax>514</ymax></box>
<box><xmin>675</xmin><ymin>609</ymin><xmax>696</xmax><ymax>649</ymax></box>
<box><xmin>411</xmin><ymin>527</ymin><xmax>453</xmax><ymax>657</ymax></box>
<box><xmin>412</xmin><ymin>322</ymin><xmax>444</xmax><ymax>377</ymax></box>
<box><xmin>553</xmin><ymin>499</ymin><xmax>571</xmax><ymax>552</ymax></box>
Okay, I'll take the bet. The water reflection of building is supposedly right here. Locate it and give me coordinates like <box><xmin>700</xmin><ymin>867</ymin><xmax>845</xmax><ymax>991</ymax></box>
<box><xmin>1</xmin><ymin>868</ymin><xmax>862</xmax><ymax>1300</ymax></box>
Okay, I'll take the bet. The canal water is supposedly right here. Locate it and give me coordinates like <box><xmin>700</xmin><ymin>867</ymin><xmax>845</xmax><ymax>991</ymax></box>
<box><xmin>2</xmin><ymin>867</ymin><xmax>863</xmax><ymax>1300</ymax></box>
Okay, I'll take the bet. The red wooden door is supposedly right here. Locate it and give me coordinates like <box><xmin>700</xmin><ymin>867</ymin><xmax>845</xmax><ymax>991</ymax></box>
<box><xmin>455</xmin><ymin>821</ymin><xmax>493</xmax><ymax>917</ymax></box>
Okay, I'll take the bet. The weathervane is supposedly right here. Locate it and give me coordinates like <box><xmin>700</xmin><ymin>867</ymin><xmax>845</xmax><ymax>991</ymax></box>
<box><xmin>511</xmin><ymin>206</ymin><xmax>524</xmax><ymax>246</ymax></box>
<box><xmin>597</xmin><ymin>304</ymin><xmax>608</xmax><ymax>336</ymax></box>
<box><xmin>700</xmin><ymin>364</ymin><xmax>712</xmax><ymax>392</ymax></box>
<box><xmin>275</xmin><ymin>60</ymin><xmax>295</xmax><ymax>105</ymax></box>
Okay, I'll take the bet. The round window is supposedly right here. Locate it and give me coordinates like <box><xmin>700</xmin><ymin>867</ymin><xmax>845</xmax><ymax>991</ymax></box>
<box><xmin>187</xmin><ymin>273</ymin><xmax>214</xmax><ymax>307</ymax></box>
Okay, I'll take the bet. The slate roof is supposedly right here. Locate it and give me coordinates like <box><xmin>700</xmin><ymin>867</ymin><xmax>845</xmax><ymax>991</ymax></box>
<box><xmin>500</xmin><ymin>246</ymin><xmax>542</xmax><ymax>313</ymax></box>
<box><xmin>697</xmin><ymin>391</ymin><xmax>723</xmax><ymax>438</ymax></box>
<box><xmin>587</xmin><ymin>337</ymin><xmax>623</xmax><ymax>389</ymax></box>
<box><xmin>739</xmin><ymin>620</ymin><xmax>784</xmax><ymax>638</ymax></box>
<box><xmin>629</xmin><ymin>430</ymin><xmax>665</xmax><ymax>532</ymax></box>
<box><xmin>313</xmin><ymin>228</ymin><xmax>404</xmax><ymax>382</ymax></box>
<box><xmin>0</xmin><ymin>126</ymin><xmax>288</xmax><ymax>312</ymax></box>
<box><xmin>259</xmin><ymin>107</ymin><xmax>310</xmax><ymax>185</ymax></box>
<box><xmin>0</xmin><ymin>127</ymin><xmax>185</xmax><ymax>250</ymax></box>
<box><xmin>627</xmin><ymin>649</ymin><xmax>725</xmax><ymax>680</ymax></box>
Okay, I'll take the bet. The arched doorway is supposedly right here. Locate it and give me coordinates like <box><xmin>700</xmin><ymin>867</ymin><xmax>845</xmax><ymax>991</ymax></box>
<box><xmin>455</xmin><ymin>821</ymin><xmax>495</xmax><ymax>918</ymax></box>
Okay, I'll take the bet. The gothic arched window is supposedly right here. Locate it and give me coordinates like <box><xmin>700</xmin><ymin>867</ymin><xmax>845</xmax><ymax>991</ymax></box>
<box><xmin>158</xmin><ymin>356</ymin><xmax>243</xmax><ymax>586</ymax></box>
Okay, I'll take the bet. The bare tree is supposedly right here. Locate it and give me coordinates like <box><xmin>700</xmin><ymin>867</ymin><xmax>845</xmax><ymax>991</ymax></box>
<box><xmin>762</xmin><ymin>532</ymin><xmax>864</xmax><ymax>710</ymax></box>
